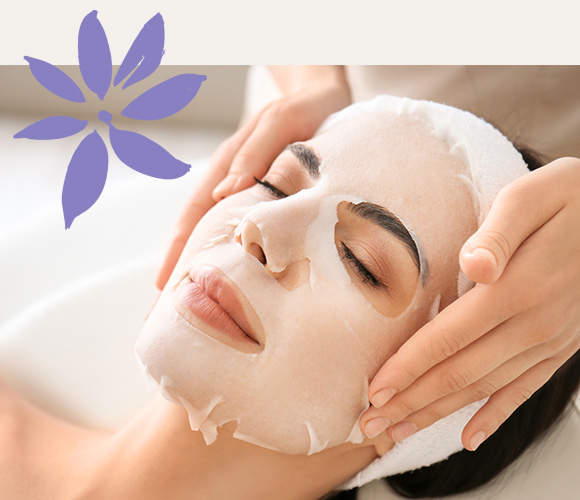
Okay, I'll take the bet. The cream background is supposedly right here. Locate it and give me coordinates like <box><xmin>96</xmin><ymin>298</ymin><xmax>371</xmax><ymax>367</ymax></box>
<box><xmin>0</xmin><ymin>1</ymin><xmax>577</xmax><ymax>64</ymax></box>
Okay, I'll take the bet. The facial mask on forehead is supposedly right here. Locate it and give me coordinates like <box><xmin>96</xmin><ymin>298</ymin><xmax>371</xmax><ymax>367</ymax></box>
<box><xmin>317</xmin><ymin>95</ymin><xmax>530</xmax><ymax>225</ymax></box>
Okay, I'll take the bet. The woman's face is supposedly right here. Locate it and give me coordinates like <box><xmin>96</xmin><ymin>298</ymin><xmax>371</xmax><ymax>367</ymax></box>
<box><xmin>135</xmin><ymin>112</ymin><xmax>478</xmax><ymax>454</ymax></box>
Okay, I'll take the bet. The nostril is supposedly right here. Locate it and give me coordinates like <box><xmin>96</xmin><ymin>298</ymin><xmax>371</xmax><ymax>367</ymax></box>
<box><xmin>248</xmin><ymin>243</ymin><xmax>267</xmax><ymax>265</ymax></box>
<box><xmin>236</xmin><ymin>220</ymin><xmax>267</xmax><ymax>265</ymax></box>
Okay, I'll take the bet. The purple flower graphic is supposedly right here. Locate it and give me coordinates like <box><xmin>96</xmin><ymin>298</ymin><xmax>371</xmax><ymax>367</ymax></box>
<box><xmin>14</xmin><ymin>11</ymin><xmax>207</xmax><ymax>229</ymax></box>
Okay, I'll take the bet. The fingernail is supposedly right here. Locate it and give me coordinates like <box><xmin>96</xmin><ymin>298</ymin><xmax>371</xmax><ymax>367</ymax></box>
<box><xmin>470</xmin><ymin>431</ymin><xmax>486</xmax><ymax>451</ymax></box>
<box><xmin>371</xmin><ymin>387</ymin><xmax>397</xmax><ymax>408</ymax></box>
<box><xmin>472</xmin><ymin>247</ymin><xmax>496</xmax><ymax>266</ymax></box>
<box><xmin>462</xmin><ymin>247</ymin><xmax>497</xmax><ymax>273</ymax></box>
<box><xmin>364</xmin><ymin>417</ymin><xmax>391</xmax><ymax>439</ymax></box>
<box><xmin>213</xmin><ymin>174</ymin><xmax>238</xmax><ymax>198</ymax></box>
<box><xmin>391</xmin><ymin>422</ymin><xmax>418</xmax><ymax>442</ymax></box>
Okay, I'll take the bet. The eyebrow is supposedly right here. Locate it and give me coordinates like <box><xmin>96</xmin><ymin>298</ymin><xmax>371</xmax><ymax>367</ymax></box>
<box><xmin>347</xmin><ymin>202</ymin><xmax>427</xmax><ymax>283</ymax></box>
<box><xmin>284</xmin><ymin>143</ymin><xmax>321</xmax><ymax>179</ymax></box>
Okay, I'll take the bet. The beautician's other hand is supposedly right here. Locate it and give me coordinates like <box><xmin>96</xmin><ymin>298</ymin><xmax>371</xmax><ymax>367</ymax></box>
<box><xmin>361</xmin><ymin>157</ymin><xmax>580</xmax><ymax>452</ymax></box>
<box><xmin>155</xmin><ymin>65</ymin><xmax>351</xmax><ymax>290</ymax></box>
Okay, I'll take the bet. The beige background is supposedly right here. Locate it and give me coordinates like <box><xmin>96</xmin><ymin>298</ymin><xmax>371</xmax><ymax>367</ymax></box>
<box><xmin>0</xmin><ymin>65</ymin><xmax>248</xmax><ymax>128</ymax></box>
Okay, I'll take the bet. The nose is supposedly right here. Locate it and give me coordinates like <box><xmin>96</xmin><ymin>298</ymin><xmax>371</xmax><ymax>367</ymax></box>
<box><xmin>235</xmin><ymin>215</ymin><xmax>312</xmax><ymax>290</ymax></box>
<box><xmin>234</xmin><ymin>190</ymin><xmax>325</xmax><ymax>288</ymax></box>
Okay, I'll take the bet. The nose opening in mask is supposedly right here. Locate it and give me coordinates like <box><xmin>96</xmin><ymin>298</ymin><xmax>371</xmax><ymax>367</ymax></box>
<box><xmin>235</xmin><ymin>220</ymin><xmax>268</xmax><ymax>266</ymax></box>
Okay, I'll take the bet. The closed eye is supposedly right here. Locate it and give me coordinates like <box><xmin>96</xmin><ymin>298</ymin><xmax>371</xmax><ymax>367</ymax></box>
<box><xmin>339</xmin><ymin>243</ymin><xmax>382</xmax><ymax>288</ymax></box>
<box><xmin>253</xmin><ymin>176</ymin><xmax>288</xmax><ymax>199</ymax></box>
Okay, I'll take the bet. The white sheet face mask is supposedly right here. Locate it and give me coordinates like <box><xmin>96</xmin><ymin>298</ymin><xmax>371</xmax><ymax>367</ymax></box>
<box><xmin>135</xmin><ymin>112</ymin><xmax>479</xmax><ymax>455</ymax></box>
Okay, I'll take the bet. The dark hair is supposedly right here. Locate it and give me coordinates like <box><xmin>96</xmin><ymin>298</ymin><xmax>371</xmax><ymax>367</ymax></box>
<box><xmin>326</xmin><ymin>146</ymin><xmax>580</xmax><ymax>499</ymax></box>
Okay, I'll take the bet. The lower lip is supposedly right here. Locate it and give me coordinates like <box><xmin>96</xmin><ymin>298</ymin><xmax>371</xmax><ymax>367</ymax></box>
<box><xmin>179</xmin><ymin>279</ymin><xmax>257</xmax><ymax>347</ymax></box>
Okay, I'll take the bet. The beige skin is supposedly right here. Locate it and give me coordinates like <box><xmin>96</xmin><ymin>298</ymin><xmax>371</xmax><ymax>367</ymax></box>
<box><xmin>0</xmin><ymin>112</ymin><xmax>477</xmax><ymax>500</ymax></box>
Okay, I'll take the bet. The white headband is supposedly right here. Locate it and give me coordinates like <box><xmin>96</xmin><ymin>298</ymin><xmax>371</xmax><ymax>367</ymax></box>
<box><xmin>329</xmin><ymin>95</ymin><xmax>530</xmax><ymax>490</ymax></box>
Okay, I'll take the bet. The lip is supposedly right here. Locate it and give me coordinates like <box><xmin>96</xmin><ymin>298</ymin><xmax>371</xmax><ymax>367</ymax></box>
<box><xmin>173</xmin><ymin>265</ymin><xmax>264</xmax><ymax>353</ymax></box>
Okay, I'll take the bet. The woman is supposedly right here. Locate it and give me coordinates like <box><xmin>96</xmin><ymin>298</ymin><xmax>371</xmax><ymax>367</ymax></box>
<box><xmin>156</xmin><ymin>66</ymin><xmax>580</xmax><ymax>458</ymax></box>
<box><xmin>1</xmin><ymin>96</ymin><xmax>578</xmax><ymax>500</ymax></box>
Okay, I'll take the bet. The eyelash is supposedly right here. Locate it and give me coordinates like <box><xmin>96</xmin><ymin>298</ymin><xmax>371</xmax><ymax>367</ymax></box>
<box><xmin>340</xmin><ymin>243</ymin><xmax>382</xmax><ymax>288</ymax></box>
<box><xmin>253</xmin><ymin>176</ymin><xmax>288</xmax><ymax>199</ymax></box>
<box><xmin>254</xmin><ymin>177</ymin><xmax>382</xmax><ymax>289</ymax></box>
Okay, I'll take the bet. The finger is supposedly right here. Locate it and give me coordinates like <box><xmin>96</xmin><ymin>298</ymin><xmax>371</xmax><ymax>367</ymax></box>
<box><xmin>362</xmin><ymin>324</ymin><xmax>537</xmax><ymax>437</ymax></box>
<box><xmin>461</xmin><ymin>354</ymin><xmax>571</xmax><ymax>451</ymax></box>
<box><xmin>462</xmin><ymin>328</ymin><xmax>580</xmax><ymax>451</ymax></box>
<box><xmin>224</xmin><ymin>103</ymin><xmax>310</xmax><ymax>194</ymax></box>
<box><xmin>368</xmin><ymin>310</ymin><xmax>540</xmax><ymax>424</ymax></box>
<box><xmin>461</xmin><ymin>167</ymin><xmax>566</xmax><ymax>285</ymax></box>
<box><xmin>211</xmin><ymin>110</ymin><xmax>267</xmax><ymax>201</ymax></box>
<box><xmin>394</xmin><ymin>330</ymin><xmax>578</xmax><ymax>438</ymax></box>
<box><xmin>361</xmin><ymin>338</ymin><xmax>567</xmax><ymax>441</ymax></box>
<box><xmin>368</xmin><ymin>284</ymin><xmax>507</xmax><ymax>407</ymax></box>
<box><xmin>368</xmin><ymin>292</ymin><xmax>576</xmax><ymax>425</ymax></box>
<box><xmin>386</xmin><ymin>333</ymin><xmax>579</xmax><ymax>448</ymax></box>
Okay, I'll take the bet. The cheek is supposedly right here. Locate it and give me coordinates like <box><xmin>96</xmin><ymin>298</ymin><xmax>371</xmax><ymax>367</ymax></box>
<box><xmin>325</xmin><ymin>284</ymin><xmax>439</xmax><ymax>379</ymax></box>
<box><xmin>172</xmin><ymin>192</ymin><xmax>261</xmax><ymax>280</ymax></box>
<box><xmin>267</xmin><ymin>275</ymin><xmax>410</xmax><ymax>397</ymax></box>
<box><xmin>249</xmin><ymin>285</ymin><xmax>429</xmax><ymax>453</ymax></box>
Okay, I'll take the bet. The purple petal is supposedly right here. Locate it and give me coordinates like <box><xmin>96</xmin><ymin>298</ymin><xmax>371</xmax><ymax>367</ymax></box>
<box><xmin>24</xmin><ymin>56</ymin><xmax>85</xmax><ymax>103</ymax></box>
<box><xmin>114</xmin><ymin>13</ymin><xmax>164</xmax><ymax>89</ymax></box>
<box><xmin>62</xmin><ymin>130</ymin><xmax>108</xmax><ymax>229</ymax></box>
<box><xmin>121</xmin><ymin>74</ymin><xmax>206</xmax><ymax>121</ymax></box>
<box><xmin>14</xmin><ymin>116</ymin><xmax>88</xmax><ymax>140</ymax></box>
<box><xmin>109</xmin><ymin>125</ymin><xmax>190</xmax><ymax>179</ymax></box>
<box><xmin>78</xmin><ymin>10</ymin><xmax>112</xmax><ymax>101</ymax></box>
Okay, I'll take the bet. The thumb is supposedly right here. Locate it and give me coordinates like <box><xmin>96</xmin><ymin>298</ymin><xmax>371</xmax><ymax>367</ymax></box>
<box><xmin>460</xmin><ymin>171</ymin><xmax>563</xmax><ymax>284</ymax></box>
<box><xmin>460</xmin><ymin>232</ymin><xmax>508</xmax><ymax>285</ymax></box>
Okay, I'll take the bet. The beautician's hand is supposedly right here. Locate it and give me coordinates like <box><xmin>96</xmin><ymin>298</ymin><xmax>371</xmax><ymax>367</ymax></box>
<box><xmin>155</xmin><ymin>65</ymin><xmax>351</xmax><ymax>290</ymax></box>
<box><xmin>361</xmin><ymin>157</ymin><xmax>580</xmax><ymax>452</ymax></box>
